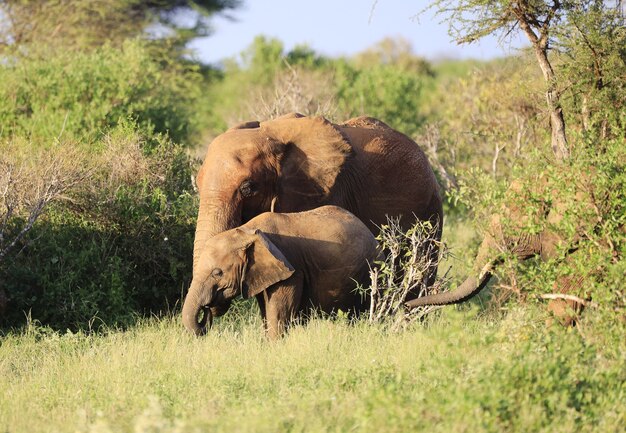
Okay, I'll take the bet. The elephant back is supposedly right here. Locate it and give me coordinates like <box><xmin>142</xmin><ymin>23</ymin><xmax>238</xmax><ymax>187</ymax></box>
<box><xmin>341</xmin><ymin>116</ymin><xmax>393</xmax><ymax>131</ymax></box>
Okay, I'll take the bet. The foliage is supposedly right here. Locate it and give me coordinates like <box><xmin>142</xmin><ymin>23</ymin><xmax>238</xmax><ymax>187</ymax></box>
<box><xmin>367</xmin><ymin>218</ymin><xmax>449</xmax><ymax>329</ymax></box>
<box><xmin>427</xmin><ymin>0</ymin><xmax>626</xmax><ymax>160</ymax></box>
<box><xmin>334</xmin><ymin>60</ymin><xmax>430</xmax><ymax>137</ymax></box>
<box><xmin>430</xmin><ymin>0</ymin><xmax>625</xmax><ymax>318</ymax></box>
<box><xmin>0</xmin><ymin>140</ymin><xmax>88</xmax><ymax>263</ymax></box>
<box><xmin>555</xmin><ymin>4</ymin><xmax>626</xmax><ymax>138</ymax></box>
<box><xmin>0</xmin><ymin>308</ymin><xmax>624</xmax><ymax>432</ymax></box>
<box><xmin>0</xmin><ymin>40</ymin><xmax>204</xmax><ymax>145</ymax></box>
<box><xmin>352</xmin><ymin>37</ymin><xmax>435</xmax><ymax>77</ymax></box>
<box><xmin>0</xmin><ymin>124</ymin><xmax>198</xmax><ymax>330</ymax></box>
<box><xmin>423</xmin><ymin>56</ymin><xmax>547</xmax><ymax>179</ymax></box>
<box><xmin>205</xmin><ymin>36</ymin><xmax>434</xmax><ymax>136</ymax></box>
<box><xmin>449</xmin><ymin>131</ymin><xmax>626</xmax><ymax>316</ymax></box>
<box><xmin>0</xmin><ymin>0</ymin><xmax>239</xmax><ymax>54</ymax></box>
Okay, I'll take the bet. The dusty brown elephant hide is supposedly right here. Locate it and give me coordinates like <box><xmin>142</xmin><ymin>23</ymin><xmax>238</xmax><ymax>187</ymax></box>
<box><xmin>182</xmin><ymin>206</ymin><xmax>380</xmax><ymax>339</ymax></box>
<box><xmin>192</xmin><ymin>113</ymin><xmax>443</xmax><ymax>317</ymax></box>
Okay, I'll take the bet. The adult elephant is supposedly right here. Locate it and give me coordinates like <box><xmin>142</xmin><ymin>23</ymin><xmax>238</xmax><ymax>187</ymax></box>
<box><xmin>193</xmin><ymin>113</ymin><xmax>442</xmax><ymax>316</ymax></box>
<box><xmin>405</xmin><ymin>179</ymin><xmax>595</xmax><ymax>325</ymax></box>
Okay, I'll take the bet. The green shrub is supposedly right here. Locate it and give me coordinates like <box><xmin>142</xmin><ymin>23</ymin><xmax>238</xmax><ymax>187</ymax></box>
<box><xmin>0</xmin><ymin>39</ymin><xmax>204</xmax><ymax>330</ymax></box>
<box><xmin>0</xmin><ymin>125</ymin><xmax>198</xmax><ymax>330</ymax></box>
<box><xmin>204</xmin><ymin>37</ymin><xmax>434</xmax><ymax>136</ymax></box>
<box><xmin>0</xmin><ymin>40</ymin><xmax>203</xmax><ymax>145</ymax></box>
<box><xmin>334</xmin><ymin>61</ymin><xmax>429</xmax><ymax>136</ymax></box>
<box><xmin>449</xmin><ymin>131</ymin><xmax>625</xmax><ymax>319</ymax></box>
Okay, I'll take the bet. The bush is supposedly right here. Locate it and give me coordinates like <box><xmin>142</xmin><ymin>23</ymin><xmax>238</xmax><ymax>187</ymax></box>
<box><xmin>203</xmin><ymin>37</ymin><xmax>434</xmax><ymax>136</ymax></box>
<box><xmin>0</xmin><ymin>38</ymin><xmax>204</xmax><ymax>331</ymax></box>
<box><xmin>367</xmin><ymin>218</ymin><xmax>449</xmax><ymax>330</ymax></box>
<box><xmin>334</xmin><ymin>61</ymin><xmax>429</xmax><ymax>137</ymax></box>
<box><xmin>449</xmin><ymin>131</ymin><xmax>625</xmax><ymax>321</ymax></box>
<box><xmin>0</xmin><ymin>125</ymin><xmax>198</xmax><ymax>330</ymax></box>
<box><xmin>0</xmin><ymin>40</ymin><xmax>203</xmax><ymax>145</ymax></box>
<box><xmin>0</xmin><ymin>140</ymin><xmax>88</xmax><ymax>263</ymax></box>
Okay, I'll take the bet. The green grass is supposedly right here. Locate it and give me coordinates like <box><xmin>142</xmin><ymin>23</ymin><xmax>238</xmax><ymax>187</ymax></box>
<box><xmin>1</xmin><ymin>306</ymin><xmax>624</xmax><ymax>433</ymax></box>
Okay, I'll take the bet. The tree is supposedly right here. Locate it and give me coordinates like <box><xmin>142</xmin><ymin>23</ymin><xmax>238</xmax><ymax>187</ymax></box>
<box><xmin>352</xmin><ymin>36</ymin><xmax>435</xmax><ymax>77</ymax></box>
<box><xmin>0</xmin><ymin>0</ymin><xmax>239</xmax><ymax>54</ymax></box>
<box><xmin>428</xmin><ymin>1</ymin><xmax>625</xmax><ymax>159</ymax></box>
<box><xmin>423</xmin><ymin>1</ymin><xmax>626</xmax><ymax>319</ymax></box>
<box><xmin>427</xmin><ymin>0</ymin><xmax>574</xmax><ymax>159</ymax></box>
<box><xmin>555</xmin><ymin>2</ymin><xmax>626</xmax><ymax>139</ymax></box>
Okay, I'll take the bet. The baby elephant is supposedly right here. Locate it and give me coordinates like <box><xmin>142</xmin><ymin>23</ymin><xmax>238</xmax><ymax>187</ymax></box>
<box><xmin>182</xmin><ymin>206</ymin><xmax>380</xmax><ymax>339</ymax></box>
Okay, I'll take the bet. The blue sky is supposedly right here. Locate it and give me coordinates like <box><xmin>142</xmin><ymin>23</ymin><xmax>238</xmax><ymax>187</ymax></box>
<box><xmin>190</xmin><ymin>0</ymin><xmax>527</xmax><ymax>65</ymax></box>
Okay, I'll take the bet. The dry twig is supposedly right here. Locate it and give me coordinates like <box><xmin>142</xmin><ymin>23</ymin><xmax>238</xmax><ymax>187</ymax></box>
<box><xmin>539</xmin><ymin>293</ymin><xmax>598</xmax><ymax>308</ymax></box>
<box><xmin>0</xmin><ymin>144</ymin><xmax>88</xmax><ymax>263</ymax></box>
<box><xmin>246</xmin><ymin>62</ymin><xmax>338</xmax><ymax>120</ymax></box>
<box><xmin>367</xmin><ymin>217</ymin><xmax>450</xmax><ymax>331</ymax></box>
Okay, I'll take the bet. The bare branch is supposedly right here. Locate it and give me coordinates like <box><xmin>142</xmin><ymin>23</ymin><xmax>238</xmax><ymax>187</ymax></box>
<box><xmin>0</xmin><ymin>142</ymin><xmax>89</xmax><ymax>263</ymax></box>
<box><xmin>539</xmin><ymin>293</ymin><xmax>598</xmax><ymax>308</ymax></box>
<box><xmin>492</xmin><ymin>142</ymin><xmax>506</xmax><ymax>177</ymax></box>
<box><xmin>416</xmin><ymin>124</ymin><xmax>458</xmax><ymax>191</ymax></box>
<box><xmin>367</xmin><ymin>217</ymin><xmax>451</xmax><ymax>331</ymax></box>
<box><xmin>244</xmin><ymin>62</ymin><xmax>337</xmax><ymax>121</ymax></box>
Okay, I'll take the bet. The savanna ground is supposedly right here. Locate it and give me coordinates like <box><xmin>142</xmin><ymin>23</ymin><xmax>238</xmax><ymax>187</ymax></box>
<box><xmin>2</xmin><ymin>307</ymin><xmax>624</xmax><ymax>433</ymax></box>
<box><xmin>1</xmin><ymin>1</ymin><xmax>625</xmax><ymax>432</ymax></box>
<box><xmin>1</xmin><ymin>222</ymin><xmax>624</xmax><ymax>433</ymax></box>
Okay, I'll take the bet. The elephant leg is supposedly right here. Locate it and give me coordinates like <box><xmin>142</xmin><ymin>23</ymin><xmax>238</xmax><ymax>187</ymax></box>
<box><xmin>262</xmin><ymin>272</ymin><xmax>303</xmax><ymax>340</ymax></box>
<box><xmin>255</xmin><ymin>293</ymin><xmax>268</xmax><ymax>329</ymax></box>
<box><xmin>546</xmin><ymin>296</ymin><xmax>584</xmax><ymax>327</ymax></box>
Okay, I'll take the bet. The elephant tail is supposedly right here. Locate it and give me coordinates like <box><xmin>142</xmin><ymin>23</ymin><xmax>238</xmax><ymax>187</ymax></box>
<box><xmin>405</xmin><ymin>259</ymin><xmax>500</xmax><ymax>308</ymax></box>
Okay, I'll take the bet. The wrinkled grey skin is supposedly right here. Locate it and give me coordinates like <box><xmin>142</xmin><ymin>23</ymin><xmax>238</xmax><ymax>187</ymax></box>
<box><xmin>183</xmin><ymin>206</ymin><xmax>380</xmax><ymax>339</ymax></box>
<box><xmin>192</xmin><ymin>114</ymin><xmax>443</xmax><ymax>318</ymax></box>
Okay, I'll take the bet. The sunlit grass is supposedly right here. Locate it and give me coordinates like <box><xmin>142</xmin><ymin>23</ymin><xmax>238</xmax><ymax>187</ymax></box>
<box><xmin>1</xmin><ymin>306</ymin><xmax>623</xmax><ymax>433</ymax></box>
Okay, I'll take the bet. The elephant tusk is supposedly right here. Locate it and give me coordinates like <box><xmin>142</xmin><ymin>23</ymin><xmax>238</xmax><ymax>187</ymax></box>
<box><xmin>270</xmin><ymin>196</ymin><xmax>278</xmax><ymax>213</ymax></box>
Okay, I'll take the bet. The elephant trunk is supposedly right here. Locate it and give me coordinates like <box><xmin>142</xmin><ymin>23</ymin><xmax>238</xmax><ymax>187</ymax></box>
<box><xmin>182</xmin><ymin>283</ymin><xmax>213</xmax><ymax>336</ymax></box>
<box><xmin>405</xmin><ymin>261</ymin><xmax>498</xmax><ymax>308</ymax></box>
<box><xmin>193</xmin><ymin>195</ymin><xmax>241</xmax><ymax>272</ymax></box>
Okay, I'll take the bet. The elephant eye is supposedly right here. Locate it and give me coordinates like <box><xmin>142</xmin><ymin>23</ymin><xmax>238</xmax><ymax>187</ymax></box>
<box><xmin>211</xmin><ymin>268</ymin><xmax>223</xmax><ymax>279</ymax></box>
<box><xmin>239</xmin><ymin>180</ymin><xmax>257</xmax><ymax>198</ymax></box>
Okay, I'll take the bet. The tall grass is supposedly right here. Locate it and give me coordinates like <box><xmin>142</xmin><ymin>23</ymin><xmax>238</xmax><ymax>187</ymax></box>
<box><xmin>1</xmin><ymin>307</ymin><xmax>623</xmax><ymax>433</ymax></box>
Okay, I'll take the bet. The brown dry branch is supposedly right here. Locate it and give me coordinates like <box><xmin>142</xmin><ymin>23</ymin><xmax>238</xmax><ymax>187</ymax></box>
<box><xmin>367</xmin><ymin>217</ymin><xmax>450</xmax><ymax>331</ymax></box>
<box><xmin>539</xmin><ymin>293</ymin><xmax>598</xmax><ymax>308</ymax></box>
<box><xmin>0</xmin><ymin>142</ymin><xmax>89</xmax><ymax>263</ymax></box>
<box><xmin>100</xmin><ymin>130</ymin><xmax>150</xmax><ymax>188</ymax></box>
<box><xmin>246</xmin><ymin>62</ymin><xmax>338</xmax><ymax>121</ymax></box>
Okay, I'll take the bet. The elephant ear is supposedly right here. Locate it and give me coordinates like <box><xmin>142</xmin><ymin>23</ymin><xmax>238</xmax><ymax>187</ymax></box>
<box><xmin>260</xmin><ymin>115</ymin><xmax>353</xmax><ymax>209</ymax></box>
<box><xmin>241</xmin><ymin>229</ymin><xmax>295</xmax><ymax>299</ymax></box>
